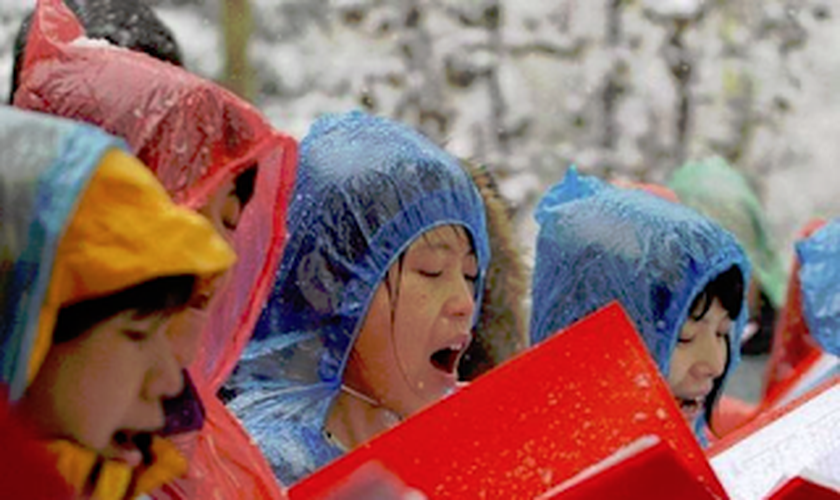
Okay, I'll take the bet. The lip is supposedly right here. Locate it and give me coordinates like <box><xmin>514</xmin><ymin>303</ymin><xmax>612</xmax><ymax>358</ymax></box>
<box><xmin>435</xmin><ymin>333</ymin><xmax>471</xmax><ymax>354</ymax></box>
<box><xmin>678</xmin><ymin>389</ymin><xmax>710</xmax><ymax>401</ymax></box>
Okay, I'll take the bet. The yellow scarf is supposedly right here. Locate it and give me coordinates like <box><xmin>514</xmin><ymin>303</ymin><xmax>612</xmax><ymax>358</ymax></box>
<box><xmin>48</xmin><ymin>436</ymin><xmax>187</xmax><ymax>499</ymax></box>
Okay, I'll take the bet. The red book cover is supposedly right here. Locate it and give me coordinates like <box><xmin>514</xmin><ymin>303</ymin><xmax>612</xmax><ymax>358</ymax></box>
<box><xmin>769</xmin><ymin>477</ymin><xmax>840</xmax><ymax>500</ymax></box>
<box><xmin>290</xmin><ymin>303</ymin><xmax>725</xmax><ymax>499</ymax></box>
<box><xmin>536</xmin><ymin>436</ymin><xmax>715</xmax><ymax>500</ymax></box>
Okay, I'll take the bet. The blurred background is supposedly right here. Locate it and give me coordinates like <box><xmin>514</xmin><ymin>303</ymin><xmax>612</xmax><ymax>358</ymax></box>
<box><xmin>3</xmin><ymin>0</ymin><xmax>837</xmax><ymax>401</ymax></box>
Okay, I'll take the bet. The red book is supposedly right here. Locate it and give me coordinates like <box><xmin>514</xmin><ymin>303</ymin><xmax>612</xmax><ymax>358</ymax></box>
<box><xmin>290</xmin><ymin>303</ymin><xmax>724</xmax><ymax>499</ymax></box>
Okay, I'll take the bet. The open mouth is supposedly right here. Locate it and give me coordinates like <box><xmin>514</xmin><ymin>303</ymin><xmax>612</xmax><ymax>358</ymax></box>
<box><xmin>109</xmin><ymin>430</ymin><xmax>154</xmax><ymax>468</ymax></box>
<box><xmin>430</xmin><ymin>345</ymin><xmax>464</xmax><ymax>374</ymax></box>
<box><xmin>675</xmin><ymin>396</ymin><xmax>705</xmax><ymax>419</ymax></box>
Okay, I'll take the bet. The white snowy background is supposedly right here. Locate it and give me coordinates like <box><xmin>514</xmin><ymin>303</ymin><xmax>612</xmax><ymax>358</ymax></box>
<box><xmin>2</xmin><ymin>0</ymin><xmax>838</xmax><ymax>399</ymax></box>
<box><xmin>2</xmin><ymin>0</ymin><xmax>838</xmax><ymax>263</ymax></box>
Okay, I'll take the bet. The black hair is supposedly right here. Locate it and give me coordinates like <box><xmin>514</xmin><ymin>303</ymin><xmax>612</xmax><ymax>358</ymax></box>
<box><xmin>234</xmin><ymin>165</ymin><xmax>258</xmax><ymax>208</ymax></box>
<box><xmin>10</xmin><ymin>0</ymin><xmax>184</xmax><ymax>104</ymax></box>
<box><xmin>705</xmin><ymin>340</ymin><xmax>731</xmax><ymax>434</ymax></box>
<box><xmin>688</xmin><ymin>265</ymin><xmax>745</xmax><ymax>433</ymax></box>
<box><xmin>689</xmin><ymin>265</ymin><xmax>744</xmax><ymax>322</ymax></box>
<box><xmin>52</xmin><ymin>275</ymin><xmax>195</xmax><ymax>344</ymax></box>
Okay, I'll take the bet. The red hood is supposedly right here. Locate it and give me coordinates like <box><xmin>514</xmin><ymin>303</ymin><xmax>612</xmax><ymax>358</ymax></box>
<box><xmin>763</xmin><ymin>218</ymin><xmax>827</xmax><ymax>405</ymax></box>
<box><xmin>15</xmin><ymin>0</ymin><xmax>298</xmax><ymax>390</ymax></box>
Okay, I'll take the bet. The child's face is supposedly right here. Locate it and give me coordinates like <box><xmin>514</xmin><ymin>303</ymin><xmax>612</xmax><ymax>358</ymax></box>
<box><xmin>198</xmin><ymin>177</ymin><xmax>244</xmax><ymax>244</ymax></box>
<box><xmin>170</xmin><ymin>176</ymin><xmax>245</xmax><ymax>365</ymax></box>
<box><xmin>668</xmin><ymin>298</ymin><xmax>730</xmax><ymax>424</ymax></box>
<box><xmin>19</xmin><ymin>310</ymin><xmax>183</xmax><ymax>466</ymax></box>
<box><xmin>343</xmin><ymin>225</ymin><xmax>478</xmax><ymax>418</ymax></box>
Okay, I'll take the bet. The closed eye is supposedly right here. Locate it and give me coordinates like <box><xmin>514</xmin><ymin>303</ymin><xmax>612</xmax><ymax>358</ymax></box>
<box><xmin>189</xmin><ymin>293</ymin><xmax>213</xmax><ymax>311</ymax></box>
<box><xmin>123</xmin><ymin>330</ymin><xmax>150</xmax><ymax>342</ymax></box>
<box><xmin>418</xmin><ymin>269</ymin><xmax>443</xmax><ymax>278</ymax></box>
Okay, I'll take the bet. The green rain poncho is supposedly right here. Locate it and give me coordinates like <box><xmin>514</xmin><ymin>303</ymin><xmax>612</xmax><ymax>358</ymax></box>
<box><xmin>669</xmin><ymin>157</ymin><xmax>787</xmax><ymax>309</ymax></box>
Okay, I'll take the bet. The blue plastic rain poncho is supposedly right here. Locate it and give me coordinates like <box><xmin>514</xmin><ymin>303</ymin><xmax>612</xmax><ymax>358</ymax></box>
<box><xmin>227</xmin><ymin>111</ymin><xmax>490</xmax><ymax>485</ymax></box>
<box><xmin>797</xmin><ymin>219</ymin><xmax>840</xmax><ymax>357</ymax></box>
<box><xmin>530</xmin><ymin>168</ymin><xmax>750</xmax><ymax>438</ymax></box>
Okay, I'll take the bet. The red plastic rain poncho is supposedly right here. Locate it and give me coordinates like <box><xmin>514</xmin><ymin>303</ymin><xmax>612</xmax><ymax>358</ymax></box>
<box><xmin>763</xmin><ymin>219</ymin><xmax>829</xmax><ymax>407</ymax></box>
<box><xmin>15</xmin><ymin>1</ymin><xmax>297</xmax><ymax>498</ymax></box>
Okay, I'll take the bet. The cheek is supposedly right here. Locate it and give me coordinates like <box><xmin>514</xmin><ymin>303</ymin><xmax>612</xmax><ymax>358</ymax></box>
<box><xmin>221</xmin><ymin>196</ymin><xmax>243</xmax><ymax>228</ymax></box>
<box><xmin>346</xmin><ymin>289</ymin><xmax>396</xmax><ymax>385</ymax></box>
<box><xmin>37</xmin><ymin>346</ymin><xmax>136</xmax><ymax>450</ymax></box>
<box><xmin>198</xmin><ymin>201</ymin><xmax>234</xmax><ymax>244</ymax></box>
<box><xmin>75</xmin><ymin>368</ymin><xmax>136</xmax><ymax>448</ymax></box>
<box><xmin>391</xmin><ymin>288</ymin><xmax>436</xmax><ymax>373</ymax></box>
<box><xmin>667</xmin><ymin>349</ymin><xmax>689</xmax><ymax>390</ymax></box>
<box><xmin>167</xmin><ymin>309</ymin><xmax>208</xmax><ymax>366</ymax></box>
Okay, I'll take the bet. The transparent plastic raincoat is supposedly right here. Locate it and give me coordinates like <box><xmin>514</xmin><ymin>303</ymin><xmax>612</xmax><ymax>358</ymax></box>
<box><xmin>796</xmin><ymin>220</ymin><xmax>840</xmax><ymax>357</ymax></box>
<box><xmin>0</xmin><ymin>106</ymin><xmax>234</xmax><ymax>499</ymax></box>
<box><xmin>13</xmin><ymin>1</ymin><xmax>298</xmax><ymax>497</ymax></box>
<box><xmin>761</xmin><ymin>219</ymin><xmax>839</xmax><ymax>408</ymax></box>
<box><xmin>226</xmin><ymin>111</ymin><xmax>491</xmax><ymax>485</ymax></box>
<box><xmin>530</xmin><ymin>168</ymin><xmax>750</xmax><ymax>439</ymax></box>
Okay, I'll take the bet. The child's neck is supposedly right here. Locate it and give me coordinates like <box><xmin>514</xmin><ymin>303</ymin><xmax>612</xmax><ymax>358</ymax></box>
<box><xmin>324</xmin><ymin>386</ymin><xmax>401</xmax><ymax>451</ymax></box>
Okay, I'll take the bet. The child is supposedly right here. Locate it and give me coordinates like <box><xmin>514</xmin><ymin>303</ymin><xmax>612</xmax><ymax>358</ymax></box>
<box><xmin>529</xmin><ymin>168</ymin><xmax>750</xmax><ymax>442</ymax></box>
<box><xmin>226</xmin><ymin>111</ymin><xmax>491</xmax><ymax>485</ymax></box>
<box><xmin>0</xmin><ymin>106</ymin><xmax>234</xmax><ymax>498</ymax></box>
<box><xmin>14</xmin><ymin>1</ymin><xmax>298</xmax><ymax>497</ymax></box>
<box><xmin>670</xmin><ymin>157</ymin><xmax>787</xmax><ymax>355</ymax></box>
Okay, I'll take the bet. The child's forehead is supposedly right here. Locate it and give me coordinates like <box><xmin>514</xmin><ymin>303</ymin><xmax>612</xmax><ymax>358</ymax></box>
<box><xmin>410</xmin><ymin>226</ymin><xmax>474</xmax><ymax>253</ymax></box>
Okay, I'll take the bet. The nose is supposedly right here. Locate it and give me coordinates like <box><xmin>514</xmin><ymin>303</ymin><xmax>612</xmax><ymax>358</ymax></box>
<box><xmin>690</xmin><ymin>332</ymin><xmax>728</xmax><ymax>380</ymax></box>
<box><xmin>444</xmin><ymin>273</ymin><xmax>476</xmax><ymax>320</ymax></box>
<box><xmin>146</xmin><ymin>323</ymin><xmax>186</xmax><ymax>400</ymax></box>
